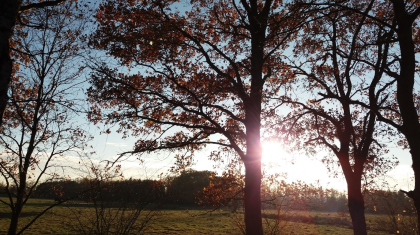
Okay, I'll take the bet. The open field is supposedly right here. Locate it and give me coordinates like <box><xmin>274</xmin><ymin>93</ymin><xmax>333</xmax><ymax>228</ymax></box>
<box><xmin>0</xmin><ymin>198</ymin><xmax>410</xmax><ymax>234</ymax></box>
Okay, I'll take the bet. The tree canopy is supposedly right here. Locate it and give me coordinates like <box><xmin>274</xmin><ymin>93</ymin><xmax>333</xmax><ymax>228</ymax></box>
<box><xmin>88</xmin><ymin>0</ymin><xmax>307</xmax><ymax>234</ymax></box>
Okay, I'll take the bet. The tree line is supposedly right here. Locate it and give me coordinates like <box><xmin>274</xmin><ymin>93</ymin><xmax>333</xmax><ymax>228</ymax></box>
<box><xmin>21</xmin><ymin>169</ymin><xmax>413</xmax><ymax>217</ymax></box>
<box><xmin>27</xmin><ymin>170</ymin><xmax>212</xmax><ymax>206</ymax></box>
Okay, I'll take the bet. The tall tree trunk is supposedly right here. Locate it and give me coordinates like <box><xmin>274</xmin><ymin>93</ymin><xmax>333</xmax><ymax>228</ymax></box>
<box><xmin>244</xmin><ymin>105</ymin><xmax>263</xmax><ymax>235</ymax></box>
<box><xmin>405</xmin><ymin>139</ymin><xmax>420</xmax><ymax>229</ymax></box>
<box><xmin>338</xmin><ymin>151</ymin><xmax>368</xmax><ymax>235</ymax></box>
<box><xmin>391</xmin><ymin>1</ymin><xmax>420</xmax><ymax>231</ymax></box>
<box><xmin>8</xmin><ymin>193</ymin><xmax>23</xmax><ymax>235</ymax></box>
<box><xmin>244</xmin><ymin>158</ymin><xmax>262</xmax><ymax>235</ymax></box>
<box><xmin>0</xmin><ymin>0</ymin><xmax>19</xmax><ymax>127</ymax></box>
<box><xmin>8</xmin><ymin>210</ymin><xmax>21</xmax><ymax>235</ymax></box>
<box><xmin>347</xmin><ymin>177</ymin><xmax>367</xmax><ymax>235</ymax></box>
<box><xmin>242</xmin><ymin>0</ymin><xmax>267</xmax><ymax>232</ymax></box>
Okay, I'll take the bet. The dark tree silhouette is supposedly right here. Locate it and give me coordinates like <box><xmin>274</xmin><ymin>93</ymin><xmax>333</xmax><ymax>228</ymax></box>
<box><xmin>87</xmin><ymin>1</ymin><xmax>307</xmax><ymax>234</ymax></box>
<box><xmin>322</xmin><ymin>0</ymin><xmax>420</xmax><ymax>230</ymax></box>
<box><xmin>279</xmin><ymin>1</ymin><xmax>398</xmax><ymax>234</ymax></box>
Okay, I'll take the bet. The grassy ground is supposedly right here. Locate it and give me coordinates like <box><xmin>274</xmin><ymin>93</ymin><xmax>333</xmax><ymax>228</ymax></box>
<box><xmin>0</xmin><ymin>198</ymin><xmax>407</xmax><ymax>234</ymax></box>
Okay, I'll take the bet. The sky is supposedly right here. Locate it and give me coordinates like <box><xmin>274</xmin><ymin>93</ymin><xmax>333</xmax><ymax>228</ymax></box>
<box><xmin>84</xmin><ymin>120</ymin><xmax>414</xmax><ymax>193</ymax></box>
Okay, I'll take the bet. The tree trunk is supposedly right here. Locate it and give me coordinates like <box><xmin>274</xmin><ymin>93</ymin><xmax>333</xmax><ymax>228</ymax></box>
<box><xmin>347</xmin><ymin>178</ymin><xmax>367</xmax><ymax>235</ymax></box>
<box><xmin>405</xmin><ymin>139</ymin><xmax>420</xmax><ymax>230</ymax></box>
<box><xmin>0</xmin><ymin>0</ymin><xmax>19</xmax><ymax>127</ymax></box>
<box><xmin>244</xmin><ymin>158</ymin><xmax>262</xmax><ymax>235</ymax></box>
<box><xmin>241</xmin><ymin>0</ymin><xmax>266</xmax><ymax>232</ymax></box>
<box><xmin>7</xmin><ymin>211</ymin><xmax>20</xmax><ymax>235</ymax></box>
<box><xmin>243</xmin><ymin>92</ymin><xmax>263</xmax><ymax>235</ymax></box>
<box><xmin>7</xmin><ymin>171</ymin><xmax>27</xmax><ymax>235</ymax></box>
<box><xmin>2</xmin><ymin>2</ymin><xmax>20</xmax><ymax>231</ymax></box>
<box><xmin>391</xmin><ymin>1</ymin><xmax>420</xmax><ymax>232</ymax></box>
<box><xmin>338</xmin><ymin>150</ymin><xmax>368</xmax><ymax>235</ymax></box>
<box><xmin>243</xmin><ymin>109</ymin><xmax>263</xmax><ymax>235</ymax></box>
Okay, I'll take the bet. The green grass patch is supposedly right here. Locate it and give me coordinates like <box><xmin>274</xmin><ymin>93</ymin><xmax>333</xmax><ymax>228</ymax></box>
<box><xmin>0</xmin><ymin>198</ymin><xmax>409</xmax><ymax>234</ymax></box>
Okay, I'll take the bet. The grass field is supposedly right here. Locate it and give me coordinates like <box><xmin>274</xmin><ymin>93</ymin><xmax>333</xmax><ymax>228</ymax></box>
<box><xmin>0</xmin><ymin>198</ymin><xmax>411</xmax><ymax>234</ymax></box>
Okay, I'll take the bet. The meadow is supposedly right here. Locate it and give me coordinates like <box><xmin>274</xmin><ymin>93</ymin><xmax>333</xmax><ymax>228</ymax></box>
<box><xmin>0</xmin><ymin>198</ymin><xmax>409</xmax><ymax>235</ymax></box>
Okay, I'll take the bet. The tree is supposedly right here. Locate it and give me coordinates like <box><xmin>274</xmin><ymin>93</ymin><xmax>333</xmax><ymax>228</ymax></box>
<box><xmin>0</xmin><ymin>1</ymin><xmax>88</xmax><ymax>234</ymax></box>
<box><xmin>87</xmin><ymin>0</ymin><xmax>306</xmax><ymax>234</ymax></box>
<box><xmin>198</xmin><ymin>161</ymin><xmax>244</xmax><ymax>212</ymax></box>
<box><xmin>0</xmin><ymin>0</ymin><xmax>67</xmax><ymax>127</ymax></box>
<box><xmin>366</xmin><ymin>0</ymin><xmax>420</xmax><ymax>228</ymax></box>
<box><xmin>325</xmin><ymin>0</ymin><xmax>420</xmax><ymax>229</ymax></box>
<box><xmin>166</xmin><ymin>169</ymin><xmax>213</xmax><ymax>205</ymax></box>
<box><xmin>65</xmin><ymin>160</ymin><xmax>164</xmax><ymax>235</ymax></box>
<box><xmin>198</xmin><ymin>163</ymin><xmax>329</xmax><ymax>234</ymax></box>
<box><xmin>278</xmin><ymin>1</ymin><xmax>398</xmax><ymax>234</ymax></box>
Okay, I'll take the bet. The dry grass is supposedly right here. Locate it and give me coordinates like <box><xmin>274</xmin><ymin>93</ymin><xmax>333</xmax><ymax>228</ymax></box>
<box><xmin>0</xmin><ymin>198</ymin><xmax>408</xmax><ymax>234</ymax></box>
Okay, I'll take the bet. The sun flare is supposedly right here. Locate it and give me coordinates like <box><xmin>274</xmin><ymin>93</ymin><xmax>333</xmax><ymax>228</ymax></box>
<box><xmin>261</xmin><ymin>141</ymin><xmax>286</xmax><ymax>164</ymax></box>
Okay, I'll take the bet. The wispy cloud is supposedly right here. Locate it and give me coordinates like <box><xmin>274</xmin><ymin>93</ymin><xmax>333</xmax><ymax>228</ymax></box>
<box><xmin>106</xmin><ymin>142</ymin><xmax>128</xmax><ymax>147</ymax></box>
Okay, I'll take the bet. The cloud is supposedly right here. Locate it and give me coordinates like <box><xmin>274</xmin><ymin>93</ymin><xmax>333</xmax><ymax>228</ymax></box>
<box><xmin>106</xmin><ymin>142</ymin><xmax>128</xmax><ymax>147</ymax></box>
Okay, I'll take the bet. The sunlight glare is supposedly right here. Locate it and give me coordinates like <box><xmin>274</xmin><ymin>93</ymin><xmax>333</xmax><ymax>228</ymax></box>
<box><xmin>261</xmin><ymin>141</ymin><xmax>348</xmax><ymax>192</ymax></box>
<box><xmin>261</xmin><ymin>141</ymin><xmax>285</xmax><ymax>164</ymax></box>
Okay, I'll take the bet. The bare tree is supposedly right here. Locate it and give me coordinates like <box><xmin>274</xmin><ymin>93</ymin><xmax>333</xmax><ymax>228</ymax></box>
<box><xmin>0</xmin><ymin>1</ymin><xmax>89</xmax><ymax>234</ymax></box>
<box><xmin>65</xmin><ymin>160</ymin><xmax>163</xmax><ymax>235</ymax></box>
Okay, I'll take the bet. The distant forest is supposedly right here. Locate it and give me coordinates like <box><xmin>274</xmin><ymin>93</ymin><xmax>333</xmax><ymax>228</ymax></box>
<box><xmin>4</xmin><ymin>170</ymin><xmax>411</xmax><ymax>216</ymax></box>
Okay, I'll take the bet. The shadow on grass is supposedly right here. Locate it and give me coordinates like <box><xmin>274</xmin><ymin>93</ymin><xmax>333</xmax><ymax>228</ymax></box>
<box><xmin>262</xmin><ymin>213</ymin><xmax>353</xmax><ymax>229</ymax></box>
<box><xmin>0</xmin><ymin>212</ymin><xmax>41</xmax><ymax>219</ymax></box>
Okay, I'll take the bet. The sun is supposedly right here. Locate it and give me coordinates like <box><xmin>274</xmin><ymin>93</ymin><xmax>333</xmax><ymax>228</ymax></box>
<box><xmin>261</xmin><ymin>141</ymin><xmax>286</xmax><ymax>164</ymax></box>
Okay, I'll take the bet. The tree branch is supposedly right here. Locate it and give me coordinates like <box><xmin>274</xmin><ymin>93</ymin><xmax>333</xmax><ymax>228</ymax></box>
<box><xmin>19</xmin><ymin>0</ymin><xmax>66</xmax><ymax>13</ymax></box>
